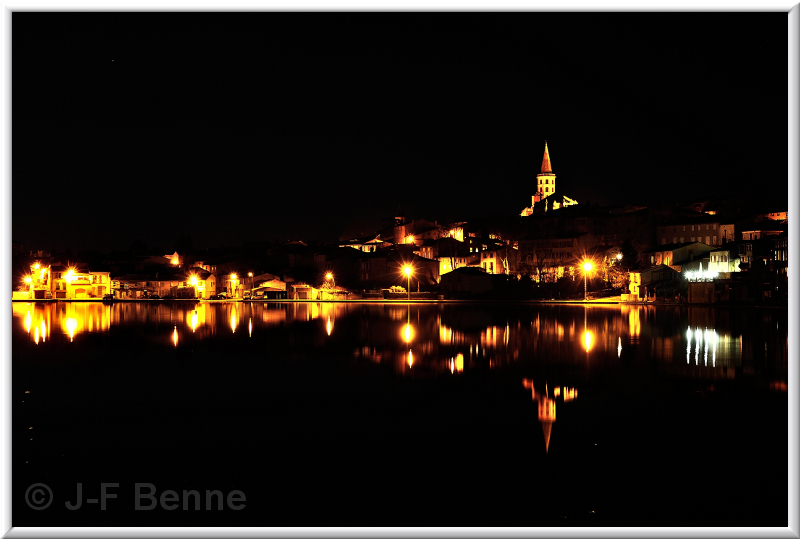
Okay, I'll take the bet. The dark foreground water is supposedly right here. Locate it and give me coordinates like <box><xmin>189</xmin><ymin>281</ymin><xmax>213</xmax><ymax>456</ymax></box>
<box><xmin>13</xmin><ymin>301</ymin><xmax>788</xmax><ymax>526</ymax></box>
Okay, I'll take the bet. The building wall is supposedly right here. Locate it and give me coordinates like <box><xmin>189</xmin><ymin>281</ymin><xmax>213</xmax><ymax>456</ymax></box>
<box><xmin>657</xmin><ymin>222</ymin><xmax>721</xmax><ymax>246</ymax></box>
<box><xmin>719</xmin><ymin>224</ymin><xmax>736</xmax><ymax>243</ymax></box>
<box><xmin>537</xmin><ymin>172</ymin><xmax>556</xmax><ymax>197</ymax></box>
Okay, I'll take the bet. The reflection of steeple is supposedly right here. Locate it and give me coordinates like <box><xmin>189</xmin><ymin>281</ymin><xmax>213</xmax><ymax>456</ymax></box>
<box><xmin>523</xmin><ymin>378</ymin><xmax>576</xmax><ymax>455</ymax></box>
<box><xmin>538</xmin><ymin>396</ymin><xmax>556</xmax><ymax>453</ymax></box>
<box><xmin>542</xmin><ymin>421</ymin><xmax>553</xmax><ymax>453</ymax></box>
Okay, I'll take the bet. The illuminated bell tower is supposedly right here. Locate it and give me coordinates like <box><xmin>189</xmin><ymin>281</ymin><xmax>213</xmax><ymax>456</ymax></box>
<box><xmin>533</xmin><ymin>141</ymin><xmax>556</xmax><ymax>205</ymax></box>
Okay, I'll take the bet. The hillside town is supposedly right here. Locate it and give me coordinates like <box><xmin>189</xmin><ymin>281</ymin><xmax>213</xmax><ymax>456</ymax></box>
<box><xmin>12</xmin><ymin>143</ymin><xmax>787</xmax><ymax>304</ymax></box>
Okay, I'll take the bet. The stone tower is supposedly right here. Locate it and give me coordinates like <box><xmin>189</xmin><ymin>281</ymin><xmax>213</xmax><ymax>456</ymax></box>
<box><xmin>533</xmin><ymin>141</ymin><xmax>556</xmax><ymax>205</ymax></box>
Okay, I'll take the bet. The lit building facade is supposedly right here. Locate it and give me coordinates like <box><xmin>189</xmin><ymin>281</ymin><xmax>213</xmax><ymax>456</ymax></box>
<box><xmin>49</xmin><ymin>265</ymin><xmax>112</xmax><ymax>299</ymax></box>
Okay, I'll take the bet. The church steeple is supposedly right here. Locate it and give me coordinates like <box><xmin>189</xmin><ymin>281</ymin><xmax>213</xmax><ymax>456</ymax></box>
<box><xmin>534</xmin><ymin>141</ymin><xmax>557</xmax><ymax>205</ymax></box>
<box><xmin>541</xmin><ymin>140</ymin><xmax>553</xmax><ymax>174</ymax></box>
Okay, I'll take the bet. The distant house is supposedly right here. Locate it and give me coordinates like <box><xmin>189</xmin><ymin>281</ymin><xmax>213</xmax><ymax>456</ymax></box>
<box><xmin>288</xmin><ymin>283</ymin><xmax>318</xmax><ymax>300</ymax></box>
<box><xmin>739</xmin><ymin>219</ymin><xmax>786</xmax><ymax>241</ymax></box>
<box><xmin>480</xmin><ymin>246</ymin><xmax>518</xmax><ymax>275</ymax></box>
<box><xmin>641</xmin><ymin>242</ymin><xmax>714</xmax><ymax>271</ymax></box>
<box><xmin>339</xmin><ymin>234</ymin><xmax>385</xmax><ymax>253</ymax></box>
<box><xmin>707</xmin><ymin>245</ymin><xmax>741</xmax><ymax>275</ymax></box>
<box><xmin>629</xmin><ymin>265</ymin><xmax>679</xmax><ymax>298</ymax></box>
<box><xmin>518</xmin><ymin>232</ymin><xmax>600</xmax><ymax>282</ymax></box>
<box><xmin>419</xmin><ymin>237</ymin><xmax>479</xmax><ymax>277</ymax></box>
<box><xmin>440</xmin><ymin>267</ymin><xmax>493</xmax><ymax>296</ymax></box>
<box><xmin>656</xmin><ymin>217</ymin><xmax>722</xmax><ymax>246</ymax></box>
<box><xmin>251</xmin><ymin>273</ymin><xmax>287</xmax><ymax>299</ymax></box>
<box><xmin>50</xmin><ymin>264</ymin><xmax>112</xmax><ymax>299</ymax></box>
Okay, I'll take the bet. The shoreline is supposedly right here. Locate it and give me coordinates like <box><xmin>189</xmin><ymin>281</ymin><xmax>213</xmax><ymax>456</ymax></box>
<box><xmin>11</xmin><ymin>298</ymin><xmax>788</xmax><ymax>308</ymax></box>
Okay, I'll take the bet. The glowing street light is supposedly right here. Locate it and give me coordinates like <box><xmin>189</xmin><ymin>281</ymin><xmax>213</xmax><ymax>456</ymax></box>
<box><xmin>582</xmin><ymin>261</ymin><xmax>593</xmax><ymax>301</ymax></box>
<box><xmin>616</xmin><ymin>253</ymin><xmax>622</xmax><ymax>262</ymax></box>
<box><xmin>325</xmin><ymin>272</ymin><xmax>335</xmax><ymax>299</ymax></box>
<box><xmin>230</xmin><ymin>273</ymin><xmax>238</xmax><ymax>298</ymax></box>
<box><xmin>186</xmin><ymin>273</ymin><xmax>200</xmax><ymax>299</ymax></box>
<box><xmin>403</xmin><ymin>265</ymin><xmax>413</xmax><ymax>301</ymax></box>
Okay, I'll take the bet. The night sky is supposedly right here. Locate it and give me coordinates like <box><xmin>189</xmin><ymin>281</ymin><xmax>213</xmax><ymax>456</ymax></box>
<box><xmin>13</xmin><ymin>13</ymin><xmax>788</xmax><ymax>253</ymax></box>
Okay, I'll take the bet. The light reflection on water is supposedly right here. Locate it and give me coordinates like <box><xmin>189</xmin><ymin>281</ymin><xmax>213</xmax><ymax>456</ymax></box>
<box><xmin>12</xmin><ymin>302</ymin><xmax>786</xmax><ymax>379</ymax></box>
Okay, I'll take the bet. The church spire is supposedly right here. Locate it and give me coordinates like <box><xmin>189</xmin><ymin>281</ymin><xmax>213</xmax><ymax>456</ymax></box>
<box><xmin>541</xmin><ymin>140</ymin><xmax>553</xmax><ymax>174</ymax></box>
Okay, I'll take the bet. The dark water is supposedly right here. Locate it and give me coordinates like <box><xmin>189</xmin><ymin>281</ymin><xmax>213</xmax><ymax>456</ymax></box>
<box><xmin>13</xmin><ymin>301</ymin><xmax>788</xmax><ymax>526</ymax></box>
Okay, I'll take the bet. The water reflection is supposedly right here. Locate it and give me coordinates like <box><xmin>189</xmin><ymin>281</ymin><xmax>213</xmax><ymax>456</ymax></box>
<box><xmin>14</xmin><ymin>302</ymin><xmax>111</xmax><ymax>343</ymax></box>
<box><xmin>11</xmin><ymin>303</ymin><xmax>785</xmax><ymax>386</ymax></box>
<box><xmin>523</xmin><ymin>378</ymin><xmax>578</xmax><ymax>453</ymax></box>
<box><xmin>230</xmin><ymin>306</ymin><xmax>238</xmax><ymax>334</ymax></box>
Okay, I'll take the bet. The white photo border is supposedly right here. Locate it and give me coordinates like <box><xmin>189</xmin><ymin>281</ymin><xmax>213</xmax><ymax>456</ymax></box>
<box><xmin>1</xmin><ymin>2</ymin><xmax>797</xmax><ymax>537</ymax></box>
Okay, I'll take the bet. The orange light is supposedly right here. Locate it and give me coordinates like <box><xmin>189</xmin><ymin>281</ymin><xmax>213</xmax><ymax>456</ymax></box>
<box><xmin>403</xmin><ymin>265</ymin><xmax>413</xmax><ymax>276</ymax></box>
<box><xmin>583</xmin><ymin>262</ymin><xmax>593</xmax><ymax>273</ymax></box>
<box><xmin>230</xmin><ymin>273</ymin><xmax>238</xmax><ymax>280</ymax></box>
<box><xmin>583</xmin><ymin>330</ymin><xmax>594</xmax><ymax>352</ymax></box>
<box><xmin>326</xmin><ymin>272</ymin><xmax>333</xmax><ymax>280</ymax></box>
<box><xmin>402</xmin><ymin>322</ymin><xmax>414</xmax><ymax>344</ymax></box>
<box><xmin>24</xmin><ymin>276</ymin><xmax>32</xmax><ymax>284</ymax></box>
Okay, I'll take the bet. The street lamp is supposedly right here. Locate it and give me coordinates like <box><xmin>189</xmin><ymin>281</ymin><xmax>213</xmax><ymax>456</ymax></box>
<box><xmin>230</xmin><ymin>273</ymin><xmax>238</xmax><ymax>298</ymax></box>
<box><xmin>325</xmin><ymin>272</ymin><xmax>335</xmax><ymax>299</ymax></box>
<box><xmin>248</xmin><ymin>272</ymin><xmax>253</xmax><ymax>298</ymax></box>
<box><xmin>582</xmin><ymin>262</ymin><xmax>593</xmax><ymax>301</ymax></box>
<box><xmin>403</xmin><ymin>265</ymin><xmax>413</xmax><ymax>301</ymax></box>
<box><xmin>189</xmin><ymin>274</ymin><xmax>199</xmax><ymax>299</ymax></box>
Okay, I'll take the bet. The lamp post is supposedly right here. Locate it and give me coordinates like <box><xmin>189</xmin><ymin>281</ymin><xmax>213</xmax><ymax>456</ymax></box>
<box><xmin>248</xmin><ymin>272</ymin><xmax>253</xmax><ymax>298</ymax></box>
<box><xmin>403</xmin><ymin>265</ymin><xmax>413</xmax><ymax>301</ymax></box>
<box><xmin>230</xmin><ymin>273</ymin><xmax>238</xmax><ymax>298</ymax></box>
<box><xmin>583</xmin><ymin>262</ymin><xmax>593</xmax><ymax>301</ymax></box>
<box><xmin>189</xmin><ymin>274</ymin><xmax>199</xmax><ymax>299</ymax></box>
<box><xmin>325</xmin><ymin>272</ymin><xmax>335</xmax><ymax>299</ymax></box>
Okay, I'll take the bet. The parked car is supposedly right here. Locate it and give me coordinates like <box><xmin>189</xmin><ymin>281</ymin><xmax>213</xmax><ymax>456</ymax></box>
<box><xmin>209</xmin><ymin>294</ymin><xmax>220</xmax><ymax>300</ymax></box>
<box><xmin>217</xmin><ymin>293</ymin><xmax>228</xmax><ymax>299</ymax></box>
<box><xmin>243</xmin><ymin>291</ymin><xmax>251</xmax><ymax>300</ymax></box>
<box><xmin>150</xmin><ymin>294</ymin><xmax>160</xmax><ymax>299</ymax></box>
<box><xmin>102</xmin><ymin>294</ymin><xmax>115</xmax><ymax>302</ymax></box>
